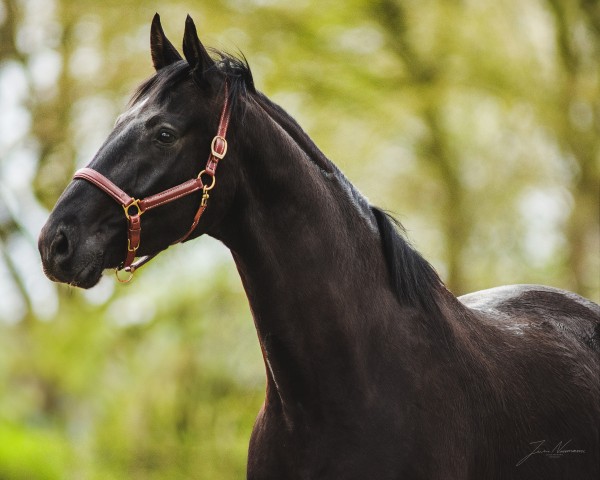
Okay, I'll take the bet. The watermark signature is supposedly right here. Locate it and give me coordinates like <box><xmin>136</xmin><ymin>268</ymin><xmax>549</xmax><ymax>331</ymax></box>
<box><xmin>516</xmin><ymin>439</ymin><xmax>586</xmax><ymax>466</ymax></box>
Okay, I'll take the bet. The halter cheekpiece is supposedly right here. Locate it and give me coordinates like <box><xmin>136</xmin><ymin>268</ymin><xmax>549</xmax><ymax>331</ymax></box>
<box><xmin>73</xmin><ymin>81</ymin><xmax>231</xmax><ymax>283</ymax></box>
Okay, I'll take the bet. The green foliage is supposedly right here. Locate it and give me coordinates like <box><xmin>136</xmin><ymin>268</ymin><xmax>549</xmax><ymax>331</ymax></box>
<box><xmin>0</xmin><ymin>248</ymin><xmax>264</xmax><ymax>478</ymax></box>
<box><xmin>0</xmin><ymin>0</ymin><xmax>598</xmax><ymax>478</ymax></box>
<box><xmin>0</xmin><ymin>423</ymin><xmax>70</xmax><ymax>480</ymax></box>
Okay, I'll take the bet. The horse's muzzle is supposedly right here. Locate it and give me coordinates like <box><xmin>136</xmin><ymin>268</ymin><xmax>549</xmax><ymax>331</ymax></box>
<box><xmin>38</xmin><ymin>219</ymin><xmax>103</xmax><ymax>288</ymax></box>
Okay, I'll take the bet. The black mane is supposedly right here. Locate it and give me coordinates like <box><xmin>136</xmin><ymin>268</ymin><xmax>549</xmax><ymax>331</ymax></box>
<box><xmin>221</xmin><ymin>54</ymin><xmax>448</xmax><ymax>313</ymax></box>
<box><xmin>372</xmin><ymin>207</ymin><xmax>446</xmax><ymax>314</ymax></box>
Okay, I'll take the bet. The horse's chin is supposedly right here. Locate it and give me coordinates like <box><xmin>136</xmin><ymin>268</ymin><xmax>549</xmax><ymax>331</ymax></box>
<box><xmin>42</xmin><ymin>254</ymin><xmax>105</xmax><ymax>289</ymax></box>
<box><xmin>70</xmin><ymin>263</ymin><xmax>104</xmax><ymax>289</ymax></box>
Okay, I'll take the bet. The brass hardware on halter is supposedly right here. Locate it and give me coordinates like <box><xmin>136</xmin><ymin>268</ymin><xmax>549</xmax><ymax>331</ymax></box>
<box><xmin>201</xmin><ymin>186</ymin><xmax>210</xmax><ymax>207</ymax></box>
<box><xmin>115</xmin><ymin>268</ymin><xmax>134</xmax><ymax>283</ymax></box>
<box><xmin>211</xmin><ymin>135</ymin><xmax>228</xmax><ymax>159</ymax></box>
<box><xmin>198</xmin><ymin>170</ymin><xmax>216</xmax><ymax>191</ymax></box>
<box><xmin>123</xmin><ymin>199</ymin><xmax>143</xmax><ymax>220</ymax></box>
<box><xmin>127</xmin><ymin>238</ymin><xmax>139</xmax><ymax>252</ymax></box>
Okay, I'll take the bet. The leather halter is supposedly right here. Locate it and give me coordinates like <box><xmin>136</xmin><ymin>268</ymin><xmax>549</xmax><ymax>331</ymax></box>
<box><xmin>73</xmin><ymin>82</ymin><xmax>231</xmax><ymax>283</ymax></box>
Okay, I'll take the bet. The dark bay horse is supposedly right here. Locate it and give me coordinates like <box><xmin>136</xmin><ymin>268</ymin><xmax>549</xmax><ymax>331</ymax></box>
<box><xmin>38</xmin><ymin>15</ymin><xmax>599</xmax><ymax>480</ymax></box>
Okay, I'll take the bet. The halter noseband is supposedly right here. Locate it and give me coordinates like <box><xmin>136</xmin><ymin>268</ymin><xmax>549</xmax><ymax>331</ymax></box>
<box><xmin>73</xmin><ymin>82</ymin><xmax>231</xmax><ymax>283</ymax></box>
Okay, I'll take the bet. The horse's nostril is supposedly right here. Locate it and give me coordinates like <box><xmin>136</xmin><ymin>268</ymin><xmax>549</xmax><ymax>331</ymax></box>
<box><xmin>55</xmin><ymin>231</ymin><xmax>69</xmax><ymax>256</ymax></box>
<box><xmin>39</xmin><ymin>221</ymin><xmax>83</xmax><ymax>283</ymax></box>
<box><xmin>50</xmin><ymin>227</ymin><xmax>72</xmax><ymax>261</ymax></box>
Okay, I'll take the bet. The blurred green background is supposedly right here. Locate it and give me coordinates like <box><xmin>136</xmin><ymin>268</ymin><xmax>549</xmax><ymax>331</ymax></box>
<box><xmin>0</xmin><ymin>0</ymin><xmax>598</xmax><ymax>478</ymax></box>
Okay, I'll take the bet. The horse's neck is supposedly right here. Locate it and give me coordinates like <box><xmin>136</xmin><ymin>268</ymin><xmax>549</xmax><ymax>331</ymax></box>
<box><xmin>212</xmin><ymin>98</ymin><xmax>419</xmax><ymax>420</ymax></box>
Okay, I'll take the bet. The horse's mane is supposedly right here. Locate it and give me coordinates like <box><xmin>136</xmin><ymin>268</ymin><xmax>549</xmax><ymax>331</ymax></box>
<box><xmin>371</xmin><ymin>208</ymin><xmax>446</xmax><ymax>314</ymax></box>
<box><xmin>251</xmin><ymin>90</ymin><xmax>448</xmax><ymax>314</ymax></box>
<box><xmin>130</xmin><ymin>50</ymin><xmax>448</xmax><ymax>315</ymax></box>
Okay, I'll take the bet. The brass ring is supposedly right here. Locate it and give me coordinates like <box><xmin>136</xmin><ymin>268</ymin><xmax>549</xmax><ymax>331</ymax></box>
<box><xmin>197</xmin><ymin>170</ymin><xmax>216</xmax><ymax>191</ymax></box>
<box><xmin>115</xmin><ymin>268</ymin><xmax>134</xmax><ymax>283</ymax></box>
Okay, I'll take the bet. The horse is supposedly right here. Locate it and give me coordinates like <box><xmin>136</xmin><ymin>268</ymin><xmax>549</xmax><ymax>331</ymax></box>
<box><xmin>38</xmin><ymin>14</ymin><xmax>599</xmax><ymax>480</ymax></box>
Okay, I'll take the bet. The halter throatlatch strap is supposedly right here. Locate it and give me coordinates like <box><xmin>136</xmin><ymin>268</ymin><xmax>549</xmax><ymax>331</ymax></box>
<box><xmin>174</xmin><ymin>82</ymin><xmax>231</xmax><ymax>244</ymax></box>
<box><xmin>73</xmin><ymin>81</ymin><xmax>231</xmax><ymax>283</ymax></box>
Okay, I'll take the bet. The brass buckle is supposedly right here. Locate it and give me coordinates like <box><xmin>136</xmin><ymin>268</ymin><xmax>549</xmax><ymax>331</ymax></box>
<box><xmin>123</xmin><ymin>199</ymin><xmax>142</xmax><ymax>220</ymax></box>
<box><xmin>210</xmin><ymin>135</ymin><xmax>228</xmax><ymax>159</ymax></box>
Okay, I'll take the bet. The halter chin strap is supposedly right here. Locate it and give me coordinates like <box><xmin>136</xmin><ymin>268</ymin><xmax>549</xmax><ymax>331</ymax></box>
<box><xmin>73</xmin><ymin>81</ymin><xmax>231</xmax><ymax>283</ymax></box>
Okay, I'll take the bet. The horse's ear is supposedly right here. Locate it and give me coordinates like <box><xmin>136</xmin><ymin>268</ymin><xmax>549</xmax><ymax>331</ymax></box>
<box><xmin>150</xmin><ymin>13</ymin><xmax>182</xmax><ymax>71</ymax></box>
<box><xmin>182</xmin><ymin>15</ymin><xmax>215</xmax><ymax>81</ymax></box>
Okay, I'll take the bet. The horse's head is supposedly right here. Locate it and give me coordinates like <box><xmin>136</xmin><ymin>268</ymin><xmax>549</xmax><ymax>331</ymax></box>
<box><xmin>39</xmin><ymin>15</ymin><xmax>243</xmax><ymax>287</ymax></box>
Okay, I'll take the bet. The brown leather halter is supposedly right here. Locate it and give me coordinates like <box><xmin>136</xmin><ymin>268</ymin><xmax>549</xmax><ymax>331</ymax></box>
<box><xmin>73</xmin><ymin>82</ymin><xmax>231</xmax><ymax>283</ymax></box>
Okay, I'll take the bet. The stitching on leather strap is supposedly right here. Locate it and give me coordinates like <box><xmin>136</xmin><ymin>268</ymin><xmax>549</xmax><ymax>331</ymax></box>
<box><xmin>74</xmin><ymin>168</ymin><xmax>133</xmax><ymax>205</ymax></box>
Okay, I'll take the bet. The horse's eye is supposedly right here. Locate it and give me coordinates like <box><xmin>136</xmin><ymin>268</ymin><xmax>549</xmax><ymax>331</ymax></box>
<box><xmin>156</xmin><ymin>129</ymin><xmax>176</xmax><ymax>145</ymax></box>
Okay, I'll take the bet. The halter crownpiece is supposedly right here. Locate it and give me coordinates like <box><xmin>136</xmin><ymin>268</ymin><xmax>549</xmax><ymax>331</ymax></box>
<box><xmin>73</xmin><ymin>81</ymin><xmax>231</xmax><ymax>283</ymax></box>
